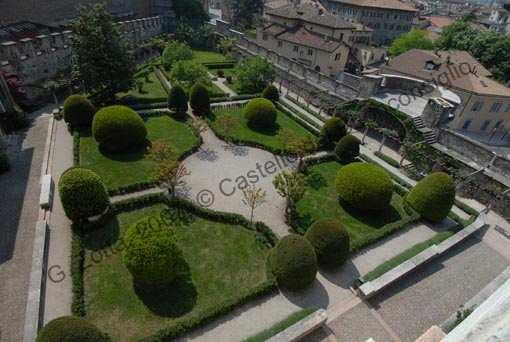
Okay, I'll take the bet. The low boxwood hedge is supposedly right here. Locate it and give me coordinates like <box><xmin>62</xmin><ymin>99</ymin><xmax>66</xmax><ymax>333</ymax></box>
<box><xmin>319</xmin><ymin>117</ymin><xmax>347</xmax><ymax>150</ymax></box>
<box><xmin>335</xmin><ymin>134</ymin><xmax>360</xmax><ymax>163</ymax></box>
<box><xmin>305</xmin><ymin>219</ymin><xmax>350</xmax><ymax>268</ymax></box>
<box><xmin>63</xmin><ymin>95</ymin><xmax>96</xmax><ymax>128</ymax></box>
<box><xmin>37</xmin><ymin>316</ymin><xmax>109</xmax><ymax>342</ymax></box>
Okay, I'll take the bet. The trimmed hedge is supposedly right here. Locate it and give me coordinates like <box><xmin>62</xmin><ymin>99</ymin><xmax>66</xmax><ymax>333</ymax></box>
<box><xmin>262</xmin><ymin>84</ymin><xmax>279</xmax><ymax>103</ymax></box>
<box><xmin>63</xmin><ymin>95</ymin><xmax>96</xmax><ymax>128</ymax></box>
<box><xmin>406</xmin><ymin>172</ymin><xmax>455</xmax><ymax>223</ymax></box>
<box><xmin>167</xmin><ymin>85</ymin><xmax>188</xmax><ymax>114</ymax></box>
<box><xmin>189</xmin><ymin>83</ymin><xmax>211</xmax><ymax>115</ymax></box>
<box><xmin>92</xmin><ymin>105</ymin><xmax>147</xmax><ymax>152</ymax></box>
<box><xmin>244</xmin><ymin>98</ymin><xmax>277</xmax><ymax>131</ymax></box>
<box><xmin>59</xmin><ymin>167</ymin><xmax>109</xmax><ymax>222</ymax></box>
<box><xmin>305</xmin><ymin>219</ymin><xmax>350</xmax><ymax>268</ymax></box>
<box><xmin>374</xmin><ymin>151</ymin><xmax>400</xmax><ymax>168</ymax></box>
<box><xmin>123</xmin><ymin>217</ymin><xmax>186</xmax><ymax>286</ymax></box>
<box><xmin>319</xmin><ymin>117</ymin><xmax>347</xmax><ymax>149</ymax></box>
<box><xmin>268</xmin><ymin>234</ymin><xmax>317</xmax><ymax>291</ymax></box>
<box><xmin>335</xmin><ymin>162</ymin><xmax>393</xmax><ymax>212</ymax></box>
<box><xmin>37</xmin><ymin>316</ymin><xmax>109</xmax><ymax>342</ymax></box>
<box><xmin>334</xmin><ymin>134</ymin><xmax>360</xmax><ymax>163</ymax></box>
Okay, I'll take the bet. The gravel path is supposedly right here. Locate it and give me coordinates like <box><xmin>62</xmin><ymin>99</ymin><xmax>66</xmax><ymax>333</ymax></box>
<box><xmin>0</xmin><ymin>110</ymin><xmax>49</xmax><ymax>342</ymax></box>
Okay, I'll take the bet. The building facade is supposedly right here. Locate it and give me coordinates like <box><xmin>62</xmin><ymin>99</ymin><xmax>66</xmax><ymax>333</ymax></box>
<box><xmin>319</xmin><ymin>0</ymin><xmax>417</xmax><ymax>45</ymax></box>
<box><xmin>257</xmin><ymin>3</ymin><xmax>372</xmax><ymax>76</ymax></box>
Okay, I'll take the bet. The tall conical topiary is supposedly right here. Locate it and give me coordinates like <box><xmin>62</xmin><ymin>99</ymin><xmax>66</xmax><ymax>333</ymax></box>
<box><xmin>168</xmin><ymin>85</ymin><xmax>188</xmax><ymax>117</ymax></box>
<box><xmin>189</xmin><ymin>83</ymin><xmax>210</xmax><ymax>115</ymax></box>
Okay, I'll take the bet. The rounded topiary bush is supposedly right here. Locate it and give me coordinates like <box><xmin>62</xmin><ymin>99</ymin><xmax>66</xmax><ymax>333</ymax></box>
<box><xmin>189</xmin><ymin>83</ymin><xmax>210</xmax><ymax>115</ymax></box>
<box><xmin>37</xmin><ymin>316</ymin><xmax>109</xmax><ymax>342</ymax></box>
<box><xmin>167</xmin><ymin>85</ymin><xmax>188</xmax><ymax>115</ymax></box>
<box><xmin>335</xmin><ymin>162</ymin><xmax>393</xmax><ymax>212</ymax></box>
<box><xmin>319</xmin><ymin>117</ymin><xmax>347</xmax><ymax>149</ymax></box>
<box><xmin>58</xmin><ymin>167</ymin><xmax>109</xmax><ymax>222</ymax></box>
<box><xmin>122</xmin><ymin>217</ymin><xmax>186</xmax><ymax>286</ymax></box>
<box><xmin>262</xmin><ymin>84</ymin><xmax>279</xmax><ymax>103</ymax></box>
<box><xmin>63</xmin><ymin>95</ymin><xmax>96</xmax><ymax>128</ymax></box>
<box><xmin>244</xmin><ymin>97</ymin><xmax>277</xmax><ymax>131</ymax></box>
<box><xmin>335</xmin><ymin>134</ymin><xmax>360</xmax><ymax>163</ymax></box>
<box><xmin>305</xmin><ymin>219</ymin><xmax>350</xmax><ymax>268</ymax></box>
<box><xmin>92</xmin><ymin>105</ymin><xmax>147</xmax><ymax>152</ymax></box>
<box><xmin>406</xmin><ymin>172</ymin><xmax>455</xmax><ymax>223</ymax></box>
<box><xmin>268</xmin><ymin>234</ymin><xmax>317</xmax><ymax>291</ymax></box>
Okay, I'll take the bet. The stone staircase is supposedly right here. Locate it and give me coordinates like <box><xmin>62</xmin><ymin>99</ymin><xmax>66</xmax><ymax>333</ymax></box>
<box><xmin>412</xmin><ymin>116</ymin><xmax>438</xmax><ymax>144</ymax></box>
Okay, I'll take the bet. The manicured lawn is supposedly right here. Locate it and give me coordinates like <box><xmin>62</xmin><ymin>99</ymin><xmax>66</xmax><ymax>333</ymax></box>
<box><xmin>295</xmin><ymin>161</ymin><xmax>419</xmax><ymax>251</ymax></box>
<box><xmin>118</xmin><ymin>71</ymin><xmax>167</xmax><ymax>104</ymax></box>
<box><xmin>192</xmin><ymin>49</ymin><xmax>230</xmax><ymax>64</ymax></box>
<box><xmin>82</xmin><ymin>204</ymin><xmax>272</xmax><ymax>341</ymax></box>
<box><xmin>208</xmin><ymin>106</ymin><xmax>316</xmax><ymax>152</ymax></box>
<box><xmin>80</xmin><ymin>115</ymin><xmax>199</xmax><ymax>189</ymax></box>
<box><xmin>215</xmin><ymin>68</ymin><xmax>236</xmax><ymax>78</ymax></box>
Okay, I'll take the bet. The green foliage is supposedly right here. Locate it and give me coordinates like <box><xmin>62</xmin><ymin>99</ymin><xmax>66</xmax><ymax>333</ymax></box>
<box><xmin>170</xmin><ymin>60</ymin><xmax>211</xmax><ymax>88</ymax></box>
<box><xmin>63</xmin><ymin>95</ymin><xmax>96</xmax><ymax>128</ymax></box>
<box><xmin>189</xmin><ymin>83</ymin><xmax>211</xmax><ymax>115</ymax></box>
<box><xmin>71</xmin><ymin>3</ymin><xmax>135</xmax><ymax>103</ymax></box>
<box><xmin>122</xmin><ymin>216</ymin><xmax>186</xmax><ymax>286</ymax></box>
<box><xmin>335</xmin><ymin>162</ymin><xmax>393</xmax><ymax>212</ymax></box>
<box><xmin>58</xmin><ymin>167</ymin><xmax>109</xmax><ymax>222</ymax></box>
<box><xmin>268</xmin><ymin>234</ymin><xmax>317</xmax><ymax>290</ymax></box>
<box><xmin>162</xmin><ymin>40</ymin><xmax>193</xmax><ymax>69</ymax></box>
<box><xmin>172</xmin><ymin>0</ymin><xmax>209</xmax><ymax>25</ymax></box>
<box><xmin>389</xmin><ymin>29</ymin><xmax>434</xmax><ymax>56</ymax></box>
<box><xmin>436</xmin><ymin>20</ymin><xmax>510</xmax><ymax>82</ymax></box>
<box><xmin>0</xmin><ymin>149</ymin><xmax>10</xmax><ymax>174</ymax></box>
<box><xmin>262</xmin><ymin>84</ymin><xmax>279</xmax><ymax>103</ymax></box>
<box><xmin>334</xmin><ymin>134</ymin><xmax>360</xmax><ymax>163</ymax></box>
<box><xmin>92</xmin><ymin>105</ymin><xmax>147</xmax><ymax>152</ymax></box>
<box><xmin>167</xmin><ymin>85</ymin><xmax>189</xmax><ymax>115</ymax></box>
<box><xmin>174</xmin><ymin>22</ymin><xmax>213</xmax><ymax>49</ymax></box>
<box><xmin>231</xmin><ymin>0</ymin><xmax>264</xmax><ymax>29</ymax></box>
<box><xmin>305</xmin><ymin>219</ymin><xmax>350</xmax><ymax>268</ymax></box>
<box><xmin>235</xmin><ymin>57</ymin><xmax>274</xmax><ymax>94</ymax></box>
<box><xmin>244</xmin><ymin>98</ymin><xmax>277</xmax><ymax>130</ymax></box>
<box><xmin>319</xmin><ymin>117</ymin><xmax>347</xmax><ymax>149</ymax></box>
<box><xmin>37</xmin><ymin>316</ymin><xmax>109</xmax><ymax>342</ymax></box>
<box><xmin>406</xmin><ymin>172</ymin><xmax>455</xmax><ymax>223</ymax></box>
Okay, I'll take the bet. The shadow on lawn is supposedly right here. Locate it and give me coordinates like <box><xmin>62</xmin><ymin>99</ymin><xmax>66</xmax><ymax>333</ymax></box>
<box><xmin>339</xmin><ymin>199</ymin><xmax>401</xmax><ymax>229</ymax></box>
<box><xmin>134</xmin><ymin>269</ymin><xmax>197</xmax><ymax>317</ymax></box>
<box><xmin>305</xmin><ymin>171</ymin><xmax>327</xmax><ymax>190</ymax></box>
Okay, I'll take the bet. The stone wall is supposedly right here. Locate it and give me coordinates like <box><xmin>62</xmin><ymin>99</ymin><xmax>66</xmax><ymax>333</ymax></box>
<box><xmin>438</xmin><ymin>129</ymin><xmax>495</xmax><ymax>167</ymax></box>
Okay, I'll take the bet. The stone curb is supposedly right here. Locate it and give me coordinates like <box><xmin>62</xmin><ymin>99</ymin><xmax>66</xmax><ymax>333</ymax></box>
<box><xmin>266</xmin><ymin>309</ymin><xmax>327</xmax><ymax>342</ymax></box>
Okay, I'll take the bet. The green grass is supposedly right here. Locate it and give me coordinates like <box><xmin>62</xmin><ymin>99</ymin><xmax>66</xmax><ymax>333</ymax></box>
<box><xmin>208</xmin><ymin>106</ymin><xmax>316</xmax><ymax>152</ymax></box>
<box><xmin>362</xmin><ymin>228</ymin><xmax>458</xmax><ymax>282</ymax></box>
<box><xmin>80</xmin><ymin>115</ymin><xmax>199</xmax><ymax>189</ymax></box>
<box><xmin>216</xmin><ymin>68</ymin><xmax>236</xmax><ymax>78</ymax></box>
<box><xmin>192</xmin><ymin>50</ymin><xmax>229</xmax><ymax>64</ymax></box>
<box><xmin>243</xmin><ymin>307</ymin><xmax>317</xmax><ymax>342</ymax></box>
<box><xmin>119</xmin><ymin>71</ymin><xmax>167</xmax><ymax>103</ymax></box>
<box><xmin>296</xmin><ymin>161</ymin><xmax>419</xmax><ymax>251</ymax></box>
<box><xmin>83</xmin><ymin>204</ymin><xmax>272</xmax><ymax>341</ymax></box>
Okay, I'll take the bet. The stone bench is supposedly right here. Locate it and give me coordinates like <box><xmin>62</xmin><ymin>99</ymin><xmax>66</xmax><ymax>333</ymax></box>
<box><xmin>266</xmin><ymin>309</ymin><xmax>327</xmax><ymax>342</ymax></box>
<box><xmin>359</xmin><ymin>214</ymin><xmax>486</xmax><ymax>299</ymax></box>
<box><xmin>39</xmin><ymin>174</ymin><xmax>53</xmax><ymax>209</ymax></box>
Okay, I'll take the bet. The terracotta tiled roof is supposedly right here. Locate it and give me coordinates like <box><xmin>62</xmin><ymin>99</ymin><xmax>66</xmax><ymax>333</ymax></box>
<box><xmin>330</xmin><ymin>0</ymin><xmax>417</xmax><ymax>12</ymax></box>
<box><xmin>277</xmin><ymin>26</ymin><xmax>342</xmax><ymax>52</ymax></box>
<box><xmin>266</xmin><ymin>3</ymin><xmax>358</xmax><ymax>29</ymax></box>
<box><xmin>382</xmin><ymin>49</ymin><xmax>510</xmax><ymax>96</ymax></box>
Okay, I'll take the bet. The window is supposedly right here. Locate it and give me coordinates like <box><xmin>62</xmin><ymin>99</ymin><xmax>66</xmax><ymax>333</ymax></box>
<box><xmin>490</xmin><ymin>102</ymin><xmax>502</xmax><ymax>112</ymax></box>
<box><xmin>277</xmin><ymin>41</ymin><xmax>283</xmax><ymax>48</ymax></box>
<box><xmin>481</xmin><ymin>120</ymin><xmax>491</xmax><ymax>131</ymax></box>
<box><xmin>262</xmin><ymin>33</ymin><xmax>268</xmax><ymax>41</ymax></box>
<box><xmin>293</xmin><ymin>45</ymin><xmax>299</xmax><ymax>52</ymax></box>
<box><xmin>471</xmin><ymin>101</ymin><xmax>483</xmax><ymax>112</ymax></box>
<box><xmin>307</xmin><ymin>48</ymin><xmax>313</xmax><ymax>56</ymax></box>
<box><xmin>334</xmin><ymin>53</ymin><xmax>341</xmax><ymax>61</ymax></box>
<box><xmin>462</xmin><ymin>120</ymin><xmax>472</xmax><ymax>130</ymax></box>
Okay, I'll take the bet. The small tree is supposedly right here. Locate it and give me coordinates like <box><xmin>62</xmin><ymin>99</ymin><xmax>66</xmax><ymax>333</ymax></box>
<box><xmin>273</xmin><ymin>171</ymin><xmax>305</xmax><ymax>221</ymax></box>
<box><xmin>170</xmin><ymin>60</ymin><xmax>211</xmax><ymax>88</ymax></box>
<box><xmin>389</xmin><ymin>29</ymin><xmax>434</xmax><ymax>56</ymax></box>
<box><xmin>235</xmin><ymin>57</ymin><xmax>274</xmax><ymax>94</ymax></box>
<box><xmin>162</xmin><ymin>40</ymin><xmax>193</xmax><ymax>69</ymax></box>
<box><xmin>377</xmin><ymin>128</ymin><xmax>398</xmax><ymax>152</ymax></box>
<box><xmin>262</xmin><ymin>84</ymin><xmax>279</xmax><ymax>103</ymax></box>
<box><xmin>156</xmin><ymin>160</ymin><xmax>190</xmax><ymax>197</ymax></box>
<box><xmin>242</xmin><ymin>184</ymin><xmax>266</xmax><ymax>223</ymax></box>
<box><xmin>167</xmin><ymin>85</ymin><xmax>188</xmax><ymax>117</ymax></box>
<box><xmin>279</xmin><ymin>128</ymin><xmax>317</xmax><ymax>171</ymax></box>
<box><xmin>149</xmin><ymin>140</ymin><xmax>176</xmax><ymax>163</ymax></box>
<box><xmin>361</xmin><ymin>119</ymin><xmax>377</xmax><ymax>144</ymax></box>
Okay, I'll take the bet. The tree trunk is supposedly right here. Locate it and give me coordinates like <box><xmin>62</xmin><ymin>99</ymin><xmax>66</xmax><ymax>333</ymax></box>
<box><xmin>362</xmin><ymin>127</ymin><xmax>369</xmax><ymax>144</ymax></box>
<box><xmin>378</xmin><ymin>135</ymin><xmax>386</xmax><ymax>152</ymax></box>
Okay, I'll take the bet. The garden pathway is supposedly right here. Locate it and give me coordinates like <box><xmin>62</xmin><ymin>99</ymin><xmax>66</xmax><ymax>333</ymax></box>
<box><xmin>209</xmin><ymin>72</ymin><xmax>238</xmax><ymax>97</ymax></box>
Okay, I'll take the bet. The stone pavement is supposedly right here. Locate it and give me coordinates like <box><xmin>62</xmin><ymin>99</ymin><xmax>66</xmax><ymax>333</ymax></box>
<box><xmin>0</xmin><ymin>110</ymin><xmax>49</xmax><ymax>341</ymax></box>
<box><xmin>210</xmin><ymin>73</ymin><xmax>238</xmax><ymax>97</ymax></box>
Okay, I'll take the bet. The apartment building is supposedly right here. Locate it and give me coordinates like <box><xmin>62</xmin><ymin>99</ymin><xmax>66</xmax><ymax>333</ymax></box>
<box><xmin>319</xmin><ymin>0</ymin><xmax>417</xmax><ymax>44</ymax></box>
<box><xmin>257</xmin><ymin>3</ymin><xmax>372</xmax><ymax>76</ymax></box>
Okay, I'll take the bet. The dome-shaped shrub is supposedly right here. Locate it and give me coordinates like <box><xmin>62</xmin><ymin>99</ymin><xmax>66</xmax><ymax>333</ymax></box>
<box><xmin>268</xmin><ymin>234</ymin><xmax>317</xmax><ymax>291</ymax></box>
<box><xmin>63</xmin><ymin>95</ymin><xmax>96</xmax><ymax>128</ymax></box>
<box><xmin>244</xmin><ymin>98</ymin><xmax>277</xmax><ymax>131</ymax></box>
<box><xmin>335</xmin><ymin>162</ymin><xmax>393</xmax><ymax>211</ymax></box>
<box><xmin>319</xmin><ymin>117</ymin><xmax>347</xmax><ymax>149</ymax></box>
<box><xmin>167</xmin><ymin>85</ymin><xmax>188</xmax><ymax>115</ymax></box>
<box><xmin>305</xmin><ymin>219</ymin><xmax>350</xmax><ymax>268</ymax></box>
<box><xmin>37</xmin><ymin>316</ymin><xmax>109</xmax><ymax>342</ymax></box>
<box><xmin>262</xmin><ymin>84</ymin><xmax>279</xmax><ymax>103</ymax></box>
<box><xmin>92</xmin><ymin>105</ymin><xmax>147</xmax><ymax>152</ymax></box>
<box><xmin>122</xmin><ymin>216</ymin><xmax>186</xmax><ymax>286</ymax></box>
<box><xmin>335</xmin><ymin>134</ymin><xmax>360</xmax><ymax>163</ymax></box>
<box><xmin>58</xmin><ymin>167</ymin><xmax>109</xmax><ymax>222</ymax></box>
<box><xmin>189</xmin><ymin>83</ymin><xmax>210</xmax><ymax>115</ymax></box>
<box><xmin>406</xmin><ymin>172</ymin><xmax>455</xmax><ymax>223</ymax></box>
